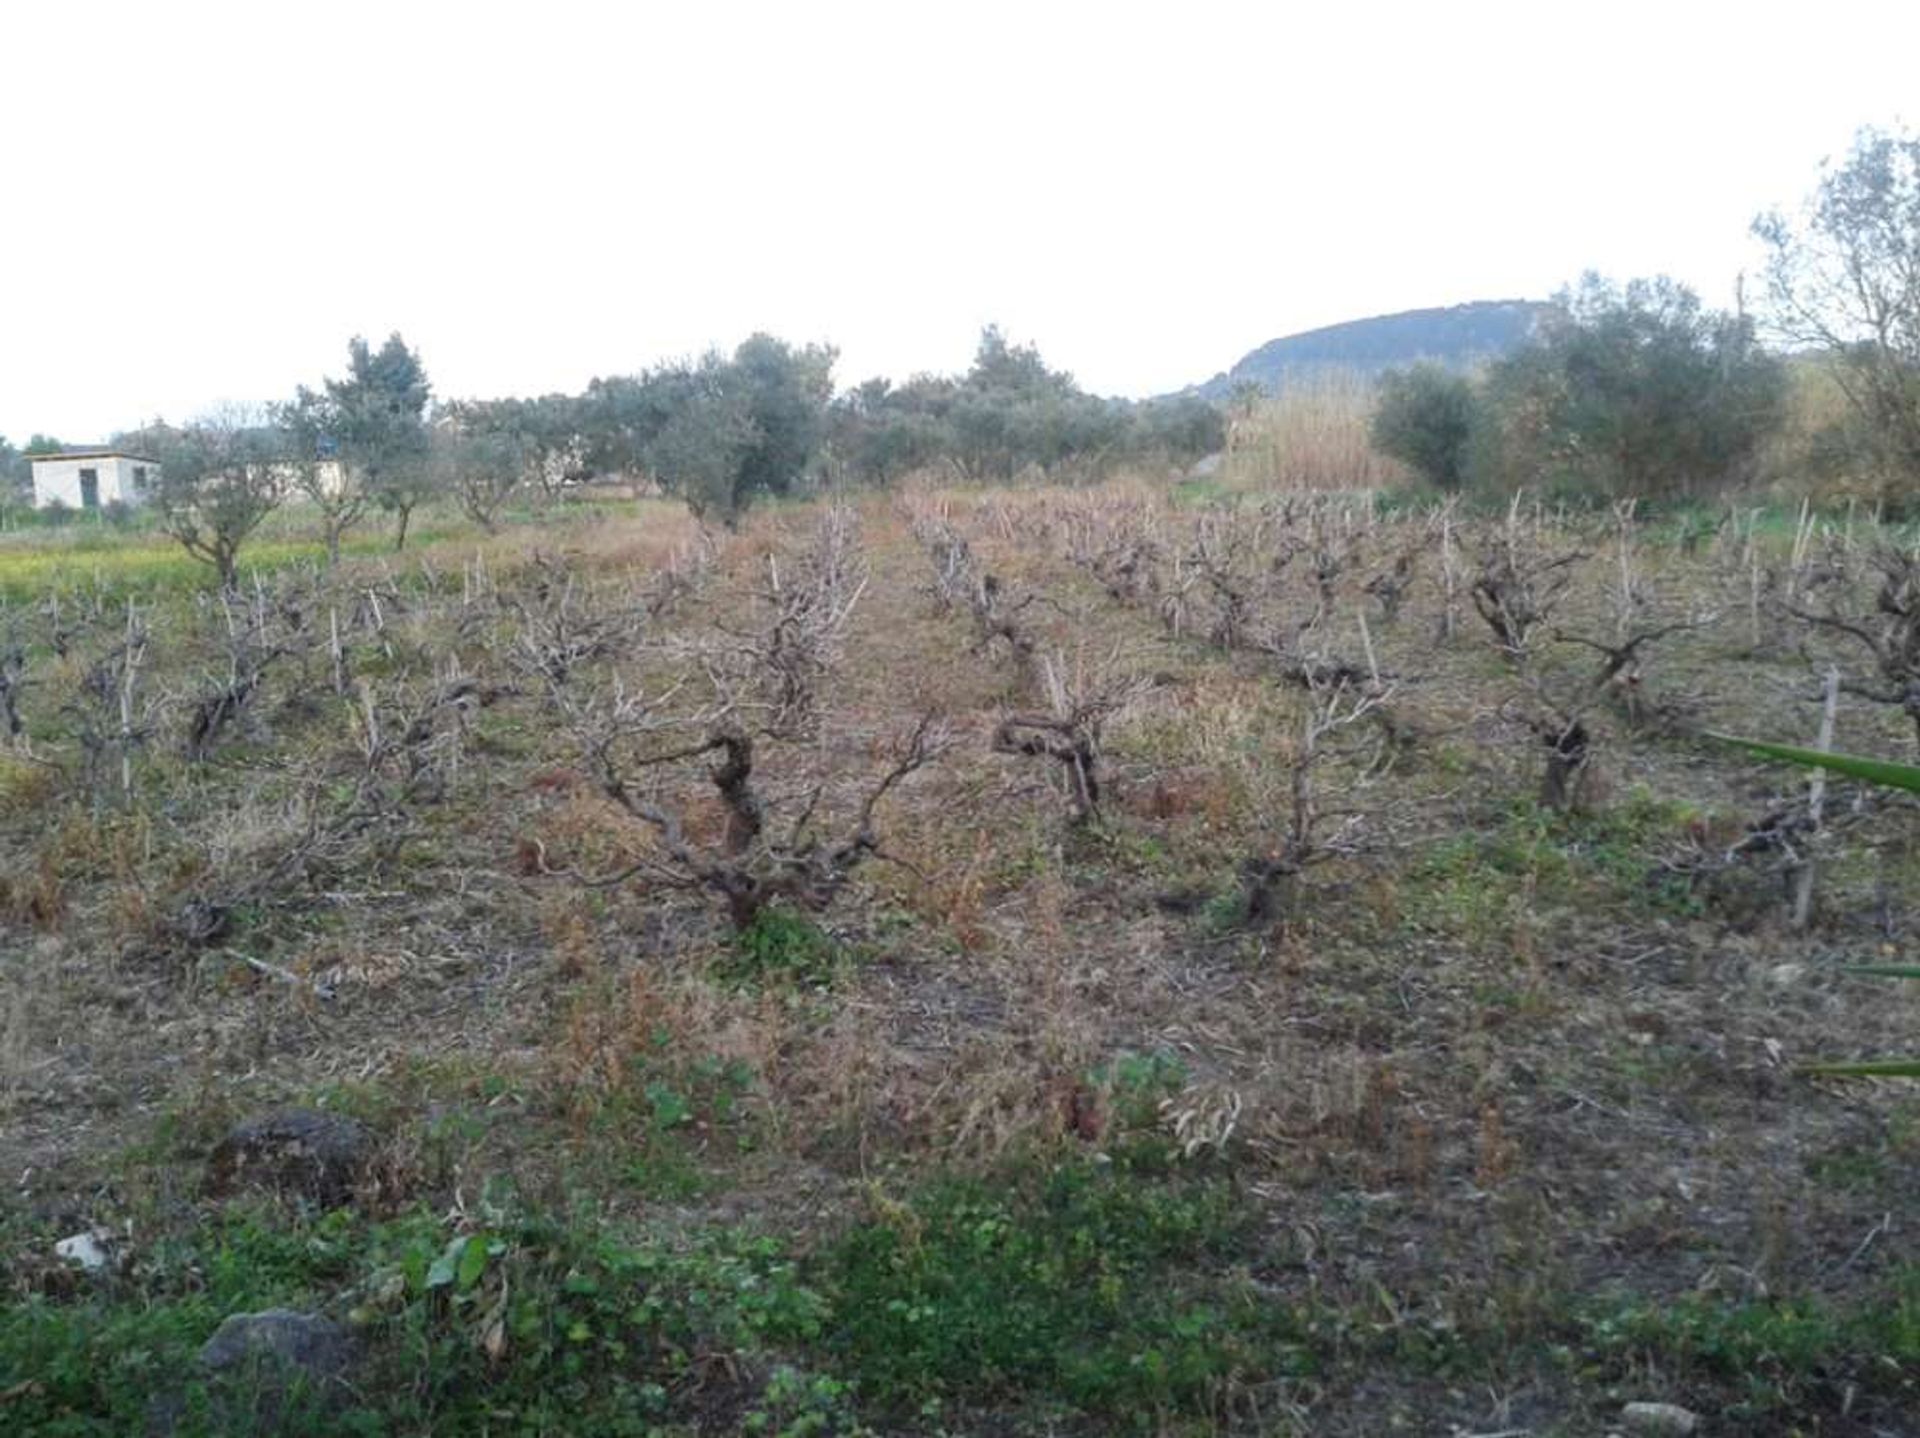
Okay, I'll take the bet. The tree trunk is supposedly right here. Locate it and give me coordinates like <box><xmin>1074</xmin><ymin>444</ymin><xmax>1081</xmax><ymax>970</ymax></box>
<box><xmin>1539</xmin><ymin>720</ymin><xmax>1593</xmax><ymax>813</ymax></box>
<box><xmin>709</xmin><ymin>731</ymin><xmax>764</xmax><ymax>854</ymax></box>
<box><xmin>1241</xmin><ymin>858</ymin><xmax>1296</xmax><ymax>925</ymax></box>
<box><xmin>722</xmin><ymin>880</ymin><xmax>763</xmax><ymax>932</ymax></box>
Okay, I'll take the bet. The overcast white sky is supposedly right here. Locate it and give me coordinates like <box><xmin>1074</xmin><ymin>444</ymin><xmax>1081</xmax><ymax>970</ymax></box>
<box><xmin>2</xmin><ymin>0</ymin><xmax>1915</xmax><ymax>441</ymax></box>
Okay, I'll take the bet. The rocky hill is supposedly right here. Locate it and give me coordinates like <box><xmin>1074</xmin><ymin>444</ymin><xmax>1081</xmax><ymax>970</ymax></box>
<box><xmin>1185</xmin><ymin>299</ymin><xmax>1548</xmax><ymax>399</ymax></box>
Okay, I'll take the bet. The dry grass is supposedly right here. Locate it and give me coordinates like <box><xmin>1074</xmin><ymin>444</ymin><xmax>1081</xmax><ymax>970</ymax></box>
<box><xmin>1759</xmin><ymin>355</ymin><xmax>1890</xmax><ymax>508</ymax></box>
<box><xmin>2</xmin><ymin>483</ymin><xmax>1917</xmax><ymax>1431</ymax></box>
<box><xmin>1223</xmin><ymin>369</ymin><xmax>1409</xmax><ymax>492</ymax></box>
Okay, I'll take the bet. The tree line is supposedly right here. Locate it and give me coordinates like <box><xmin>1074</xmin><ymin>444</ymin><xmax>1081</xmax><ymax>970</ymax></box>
<box><xmin>1371</xmin><ymin>127</ymin><xmax>1920</xmax><ymax>511</ymax></box>
<box><xmin>1</xmin><ymin>324</ymin><xmax>1226</xmax><ymax>588</ymax></box>
<box><xmin>3</xmin><ymin>124</ymin><xmax>1915</xmax><ymax>588</ymax></box>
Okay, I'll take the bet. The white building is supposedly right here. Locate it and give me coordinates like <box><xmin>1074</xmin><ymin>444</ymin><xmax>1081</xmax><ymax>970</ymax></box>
<box><xmin>29</xmin><ymin>449</ymin><xmax>160</xmax><ymax>511</ymax></box>
<box><xmin>289</xmin><ymin>459</ymin><xmax>352</xmax><ymax>499</ymax></box>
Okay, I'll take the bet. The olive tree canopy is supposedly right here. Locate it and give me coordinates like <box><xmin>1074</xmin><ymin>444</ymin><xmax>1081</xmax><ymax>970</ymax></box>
<box><xmin>1756</xmin><ymin>126</ymin><xmax>1920</xmax><ymax>497</ymax></box>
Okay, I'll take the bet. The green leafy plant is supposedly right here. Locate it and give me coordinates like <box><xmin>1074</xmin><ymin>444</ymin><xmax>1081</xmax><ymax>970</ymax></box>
<box><xmin>425</xmin><ymin>1232</ymin><xmax>503</xmax><ymax>1293</ymax></box>
<box><xmin>725</xmin><ymin>904</ymin><xmax>844</xmax><ymax>986</ymax></box>
<box><xmin>1710</xmin><ymin>735</ymin><xmax>1920</xmax><ymax>793</ymax></box>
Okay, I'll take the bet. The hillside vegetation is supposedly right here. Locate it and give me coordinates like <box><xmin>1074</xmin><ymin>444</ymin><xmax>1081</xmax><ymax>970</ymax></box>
<box><xmin>1185</xmin><ymin>299</ymin><xmax>1549</xmax><ymax>402</ymax></box>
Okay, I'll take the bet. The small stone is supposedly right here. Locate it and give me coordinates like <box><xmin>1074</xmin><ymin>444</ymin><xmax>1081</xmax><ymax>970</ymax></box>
<box><xmin>1767</xmin><ymin>963</ymin><xmax>1806</xmax><ymax>986</ymax></box>
<box><xmin>207</xmin><ymin>1108</ymin><xmax>372</xmax><ymax>1207</ymax></box>
<box><xmin>54</xmin><ymin>1231</ymin><xmax>112</xmax><ymax>1271</ymax></box>
<box><xmin>1621</xmin><ymin>1401</ymin><xmax>1699</xmax><ymax>1435</ymax></box>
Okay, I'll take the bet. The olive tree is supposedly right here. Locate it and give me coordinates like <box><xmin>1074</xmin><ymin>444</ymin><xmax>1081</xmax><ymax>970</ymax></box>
<box><xmin>151</xmin><ymin>408</ymin><xmax>287</xmax><ymax>591</ymax></box>
<box><xmin>728</xmin><ymin>333</ymin><xmax>836</xmax><ymax>504</ymax></box>
<box><xmin>276</xmin><ymin>388</ymin><xmax>364</xmax><ymax>564</ymax></box>
<box><xmin>324</xmin><ymin>333</ymin><xmax>434</xmax><ymax>549</ymax></box>
<box><xmin>442</xmin><ymin>422</ymin><xmax>529</xmax><ymax>531</ymax></box>
<box><xmin>577</xmin><ymin>336</ymin><xmax>833</xmax><ymax>525</ymax></box>
<box><xmin>0</xmin><ymin>436</ymin><xmax>29</xmax><ymax>510</ymax></box>
<box><xmin>456</xmin><ymin>395</ymin><xmax>590</xmax><ymax>504</ymax></box>
<box><xmin>1756</xmin><ymin>126</ymin><xmax>1920</xmax><ymax>501</ymax></box>
<box><xmin>646</xmin><ymin>373</ymin><xmax>761</xmax><ymax>524</ymax></box>
<box><xmin>1370</xmin><ymin>364</ymin><xmax>1479</xmax><ymax>490</ymax></box>
<box><xmin>1480</xmin><ymin>274</ymin><xmax>1786</xmax><ymax>504</ymax></box>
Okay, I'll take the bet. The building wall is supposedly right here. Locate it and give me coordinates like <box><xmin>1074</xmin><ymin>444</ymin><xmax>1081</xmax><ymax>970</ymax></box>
<box><xmin>277</xmin><ymin>460</ymin><xmax>349</xmax><ymax>498</ymax></box>
<box><xmin>27</xmin><ymin>457</ymin><xmax>345</xmax><ymax>511</ymax></box>
<box><xmin>30</xmin><ymin>456</ymin><xmax>159</xmax><ymax>510</ymax></box>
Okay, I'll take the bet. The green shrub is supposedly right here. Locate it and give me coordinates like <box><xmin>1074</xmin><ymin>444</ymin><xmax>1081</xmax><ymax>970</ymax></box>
<box><xmin>1479</xmin><ymin>273</ymin><xmax>1787</xmax><ymax>505</ymax></box>
<box><xmin>726</xmin><ymin>905</ymin><xmax>843</xmax><ymax>986</ymax></box>
<box><xmin>1370</xmin><ymin>364</ymin><xmax>1480</xmax><ymax>490</ymax></box>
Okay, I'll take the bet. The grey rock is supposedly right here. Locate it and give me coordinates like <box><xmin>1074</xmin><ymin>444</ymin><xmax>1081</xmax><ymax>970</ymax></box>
<box><xmin>207</xmin><ymin>1108</ymin><xmax>372</xmax><ymax>1207</ymax></box>
<box><xmin>150</xmin><ymin>1310</ymin><xmax>360</xmax><ymax>1435</ymax></box>
<box><xmin>198</xmin><ymin>1308</ymin><xmax>357</xmax><ymax>1379</ymax></box>
<box><xmin>1621</xmin><ymin>1401</ymin><xmax>1700</xmax><ymax>1435</ymax></box>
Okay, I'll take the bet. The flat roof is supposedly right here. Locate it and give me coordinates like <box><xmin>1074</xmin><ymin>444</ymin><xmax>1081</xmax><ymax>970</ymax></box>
<box><xmin>29</xmin><ymin>449</ymin><xmax>160</xmax><ymax>465</ymax></box>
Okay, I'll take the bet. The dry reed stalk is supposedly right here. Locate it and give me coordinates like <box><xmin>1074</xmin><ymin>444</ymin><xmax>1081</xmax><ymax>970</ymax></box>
<box><xmin>1225</xmin><ymin>370</ymin><xmax>1408</xmax><ymax>493</ymax></box>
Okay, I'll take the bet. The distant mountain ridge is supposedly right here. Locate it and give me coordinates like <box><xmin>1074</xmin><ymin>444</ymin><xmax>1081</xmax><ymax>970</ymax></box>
<box><xmin>1184</xmin><ymin>299</ymin><xmax>1549</xmax><ymax>400</ymax></box>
